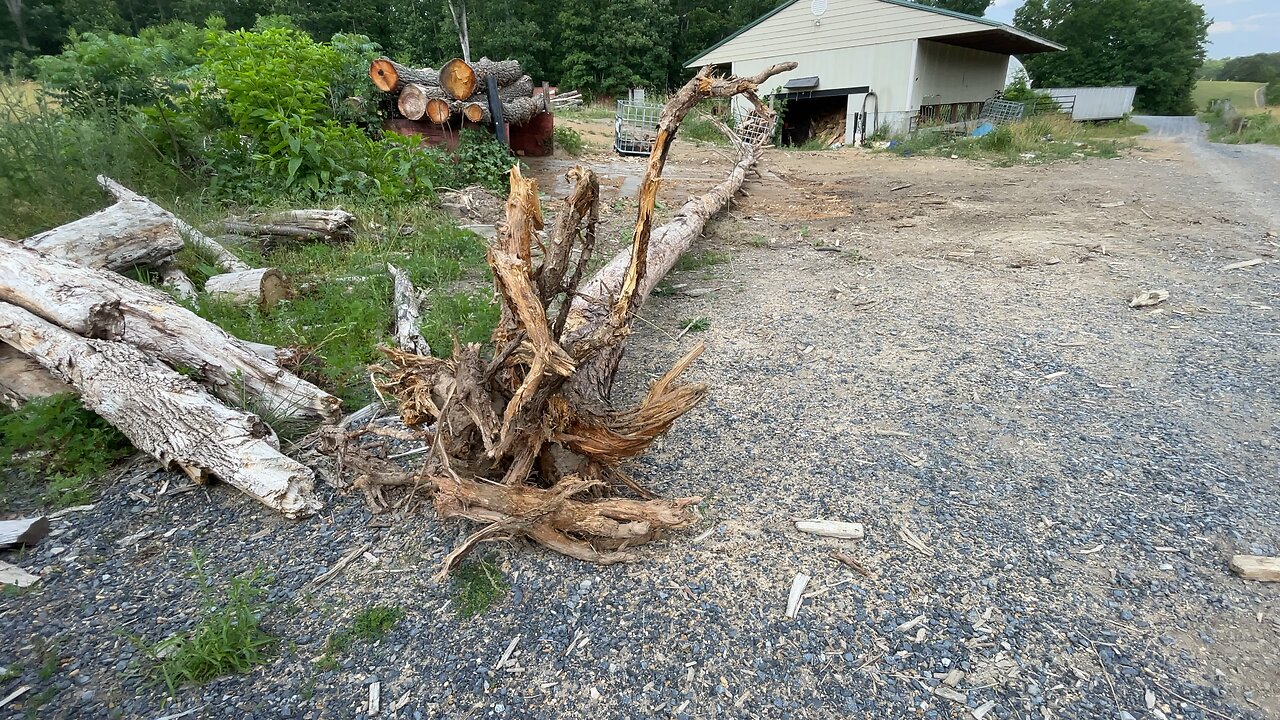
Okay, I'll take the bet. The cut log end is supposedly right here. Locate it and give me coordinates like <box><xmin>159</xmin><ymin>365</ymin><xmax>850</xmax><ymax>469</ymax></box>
<box><xmin>369</xmin><ymin>58</ymin><xmax>399</xmax><ymax>93</ymax></box>
<box><xmin>461</xmin><ymin>102</ymin><xmax>487</xmax><ymax>123</ymax></box>
<box><xmin>426</xmin><ymin>98</ymin><xmax>452</xmax><ymax>125</ymax></box>
<box><xmin>440</xmin><ymin>57</ymin><xmax>479</xmax><ymax>101</ymax></box>
<box><xmin>204</xmin><ymin>268</ymin><xmax>288</xmax><ymax>308</ymax></box>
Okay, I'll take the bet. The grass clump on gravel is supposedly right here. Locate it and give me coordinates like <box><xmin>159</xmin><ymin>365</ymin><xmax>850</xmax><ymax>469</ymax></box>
<box><xmin>680</xmin><ymin>317</ymin><xmax>710</xmax><ymax>332</ymax></box>
<box><xmin>317</xmin><ymin>604</ymin><xmax>404</xmax><ymax>670</ymax></box>
<box><xmin>453</xmin><ymin>557</ymin><xmax>508</xmax><ymax>617</ymax></box>
<box><xmin>892</xmin><ymin>113</ymin><xmax>1128</xmax><ymax>164</ymax></box>
<box><xmin>675</xmin><ymin>249</ymin><xmax>730</xmax><ymax>272</ymax></box>
<box><xmin>151</xmin><ymin>555</ymin><xmax>274</xmax><ymax>694</ymax></box>
<box><xmin>0</xmin><ymin>394</ymin><xmax>133</xmax><ymax>511</ymax></box>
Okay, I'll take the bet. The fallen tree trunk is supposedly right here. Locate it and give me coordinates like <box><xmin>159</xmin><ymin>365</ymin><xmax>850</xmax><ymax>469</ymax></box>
<box><xmin>156</xmin><ymin>261</ymin><xmax>197</xmax><ymax>302</ymax></box>
<box><xmin>0</xmin><ymin>342</ymin><xmax>71</xmax><ymax>407</ymax></box>
<box><xmin>0</xmin><ymin>517</ymin><xmax>49</xmax><ymax>548</ymax></box>
<box><xmin>369</xmin><ymin>58</ymin><xmax>439</xmax><ymax>94</ymax></box>
<box><xmin>0</xmin><ymin>240</ymin><xmax>341</xmax><ymax>427</ymax></box>
<box><xmin>223</xmin><ymin>209</ymin><xmax>356</xmax><ymax>245</ymax></box>
<box><xmin>366</xmin><ymin>62</ymin><xmax>795</xmax><ymax>571</ymax></box>
<box><xmin>97</xmin><ymin>176</ymin><xmax>250</xmax><ymax>274</ymax></box>
<box><xmin>473</xmin><ymin>57</ymin><xmax>524</xmax><ymax>87</ymax></box>
<box><xmin>387</xmin><ymin>264</ymin><xmax>430</xmax><ymax>356</ymax></box>
<box><xmin>0</xmin><ymin>301</ymin><xmax>321</xmax><ymax>517</ymax></box>
<box><xmin>498</xmin><ymin>76</ymin><xmax>534</xmax><ymax>102</ymax></box>
<box><xmin>21</xmin><ymin>193</ymin><xmax>184</xmax><ymax>271</ymax></box>
<box><xmin>204</xmin><ymin>268</ymin><xmax>288</xmax><ymax>307</ymax></box>
<box><xmin>440</xmin><ymin>57</ymin><xmax>479</xmax><ymax>101</ymax></box>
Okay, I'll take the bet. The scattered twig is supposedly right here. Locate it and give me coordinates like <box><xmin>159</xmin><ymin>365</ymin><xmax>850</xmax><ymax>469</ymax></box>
<box><xmin>829</xmin><ymin>551</ymin><xmax>871</xmax><ymax>576</ymax></box>
<box><xmin>310</xmin><ymin>542</ymin><xmax>373</xmax><ymax>587</ymax></box>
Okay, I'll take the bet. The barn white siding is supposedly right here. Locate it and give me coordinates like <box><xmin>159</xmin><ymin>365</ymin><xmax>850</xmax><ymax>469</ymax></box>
<box><xmin>728</xmin><ymin>40</ymin><xmax>916</xmax><ymax>138</ymax></box>
<box><xmin>911</xmin><ymin>40</ymin><xmax>1010</xmax><ymax>107</ymax></box>
<box><xmin>695</xmin><ymin>0</ymin><xmax>988</xmax><ymax>66</ymax></box>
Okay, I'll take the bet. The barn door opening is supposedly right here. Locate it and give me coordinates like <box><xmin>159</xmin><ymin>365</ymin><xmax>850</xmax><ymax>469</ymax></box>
<box><xmin>778</xmin><ymin>94</ymin><xmax>848</xmax><ymax>147</ymax></box>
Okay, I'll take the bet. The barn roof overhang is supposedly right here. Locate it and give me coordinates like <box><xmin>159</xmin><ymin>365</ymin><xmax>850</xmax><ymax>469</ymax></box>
<box><xmin>685</xmin><ymin>0</ymin><xmax>1063</xmax><ymax>67</ymax></box>
<box><xmin>924</xmin><ymin>26</ymin><xmax>1065</xmax><ymax>55</ymax></box>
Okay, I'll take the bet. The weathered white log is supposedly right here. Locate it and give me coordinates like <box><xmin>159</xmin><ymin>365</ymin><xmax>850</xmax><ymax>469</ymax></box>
<box><xmin>0</xmin><ymin>301</ymin><xmax>321</xmax><ymax>518</ymax></box>
<box><xmin>0</xmin><ymin>342</ymin><xmax>71</xmax><ymax>407</ymax></box>
<box><xmin>387</xmin><ymin>264</ymin><xmax>430</xmax><ymax>355</ymax></box>
<box><xmin>0</xmin><ymin>560</ymin><xmax>38</xmax><ymax>587</ymax></box>
<box><xmin>0</xmin><ymin>240</ymin><xmax>340</xmax><ymax>426</ymax></box>
<box><xmin>204</xmin><ymin>268</ymin><xmax>288</xmax><ymax>307</ymax></box>
<box><xmin>97</xmin><ymin>176</ymin><xmax>251</xmax><ymax>274</ymax></box>
<box><xmin>223</xmin><ymin>209</ymin><xmax>357</xmax><ymax>245</ymax></box>
<box><xmin>0</xmin><ymin>517</ymin><xmax>49</xmax><ymax>548</ymax></box>
<box><xmin>795</xmin><ymin>520</ymin><xmax>865</xmax><ymax>540</ymax></box>
<box><xmin>1230</xmin><ymin>555</ymin><xmax>1280</xmax><ymax>582</ymax></box>
<box><xmin>157</xmin><ymin>261</ymin><xmax>198</xmax><ymax>302</ymax></box>
<box><xmin>21</xmin><ymin>195</ymin><xmax>184</xmax><ymax>271</ymax></box>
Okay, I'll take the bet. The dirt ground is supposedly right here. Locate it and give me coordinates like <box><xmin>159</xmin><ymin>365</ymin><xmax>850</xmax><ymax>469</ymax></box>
<box><xmin>3</xmin><ymin>122</ymin><xmax>1276</xmax><ymax>720</ymax></box>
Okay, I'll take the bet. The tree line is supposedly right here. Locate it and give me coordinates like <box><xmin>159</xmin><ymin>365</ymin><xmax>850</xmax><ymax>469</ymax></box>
<box><xmin>1199</xmin><ymin>53</ymin><xmax>1280</xmax><ymax>103</ymax></box>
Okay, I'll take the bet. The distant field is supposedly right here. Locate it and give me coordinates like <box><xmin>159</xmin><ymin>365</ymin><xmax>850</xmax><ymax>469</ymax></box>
<box><xmin>1194</xmin><ymin>80</ymin><xmax>1266</xmax><ymax>111</ymax></box>
<box><xmin>0</xmin><ymin>79</ymin><xmax>43</xmax><ymax>112</ymax></box>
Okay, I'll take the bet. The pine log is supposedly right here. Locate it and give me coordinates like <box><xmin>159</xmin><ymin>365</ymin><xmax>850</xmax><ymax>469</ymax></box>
<box><xmin>398</xmin><ymin>82</ymin><xmax>450</xmax><ymax>120</ymax></box>
<box><xmin>502</xmin><ymin>96</ymin><xmax>542</xmax><ymax>126</ymax></box>
<box><xmin>440</xmin><ymin>58</ymin><xmax>479</xmax><ymax>101</ymax></box>
<box><xmin>157</xmin><ymin>261</ymin><xmax>197</xmax><ymax>302</ymax></box>
<box><xmin>387</xmin><ymin>264</ymin><xmax>430</xmax><ymax>355</ymax></box>
<box><xmin>369</xmin><ymin>57</ymin><xmax>439</xmax><ymax>94</ymax></box>
<box><xmin>204</xmin><ymin>268</ymin><xmax>288</xmax><ymax>307</ymax></box>
<box><xmin>21</xmin><ymin>194</ymin><xmax>184</xmax><ymax>271</ymax></box>
<box><xmin>0</xmin><ymin>240</ymin><xmax>341</xmax><ymax>427</ymax></box>
<box><xmin>0</xmin><ymin>342</ymin><xmax>71</xmax><ymax>407</ymax></box>
<box><xmin>473</xmin><ymin>57</ymin><xmax>523</xmax><ymax>87</ymax></box>
<box><xmin>426</xmin><ymin>98</ymin><xmax>452</xmax><ymax>125</ymax></box>
<box><xmin>97</xmin><ymin>176</ymin><xmax>250</xmax><ymax>273</ymax></box>
<box><xmin>0</xmin><ymin>301</ymin><xmax>321</xmax><ymax>518</ymax></box>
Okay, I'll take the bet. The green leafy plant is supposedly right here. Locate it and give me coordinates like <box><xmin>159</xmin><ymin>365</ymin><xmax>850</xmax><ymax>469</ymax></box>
<box><xmin>453</xmin><ymin>556</ymin><xmax>507</xmax><ymax>617</ymax></box>
<box><xmin>151</xmin><ymin>553</ymin><xmax>274</xmax><ymax>695</ymax></box>
<box><xmin>554</xmin><ymin>125</ymin><xmax>585</xmax><ymax>156</ymax></box>
<box><xmin>0</xmin><ymin>394</ymin><xmax>133</xmax><ymax>510</ymax></box>
<box><xmin>451</xmin><ymin>129</ymin><xmax>515</xmax><ymax>193</ymax></box>
<box><xmin>680</xmin><ymin>317</ymin><xmax>710</xmax><ymax>332</ymax></box>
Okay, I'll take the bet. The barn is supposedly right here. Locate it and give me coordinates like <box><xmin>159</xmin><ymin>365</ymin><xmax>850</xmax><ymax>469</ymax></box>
<box><xmin>685</xmin><ymin>0</ymin><xmax>1063</xmax><ymax>142</ymax></box>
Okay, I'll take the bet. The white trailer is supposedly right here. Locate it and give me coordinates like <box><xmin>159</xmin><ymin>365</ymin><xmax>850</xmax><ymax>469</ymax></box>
<box><xmin>1043</xmin><ymin>86</ymin><xmax>1137</xmax><ymax>121</ymax></box>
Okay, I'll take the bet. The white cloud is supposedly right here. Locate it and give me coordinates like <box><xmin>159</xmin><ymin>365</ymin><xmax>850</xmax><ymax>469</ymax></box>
<box><xmin>1209</xmin><ymin>13</ymin><xmax>1275</xmax><ymax>33</ymax></box>
<box><xmin>1209</xmin><ymin>20</ymin><xmax>1236</xmax><ymax>33</ymax></box>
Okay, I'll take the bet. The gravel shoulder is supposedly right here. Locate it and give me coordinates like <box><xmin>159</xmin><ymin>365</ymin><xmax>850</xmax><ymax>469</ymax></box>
<box><xmin>2</xmin><ymin>134</ymin><xmax>1277</xmax><ymax>720</ymax></box>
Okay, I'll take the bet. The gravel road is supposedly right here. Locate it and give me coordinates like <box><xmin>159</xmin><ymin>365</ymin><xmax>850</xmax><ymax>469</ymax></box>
<box><xmin>2</xmin><ymin>135</ymin><xmax>1277</xmax><ymax>720</ymax></box>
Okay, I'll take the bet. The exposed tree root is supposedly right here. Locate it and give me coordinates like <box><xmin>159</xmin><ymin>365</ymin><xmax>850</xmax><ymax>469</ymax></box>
<box><xmin>358</xmin><ymin>62</ymin><xmax>796</xmax><ymax>572</ymax></box>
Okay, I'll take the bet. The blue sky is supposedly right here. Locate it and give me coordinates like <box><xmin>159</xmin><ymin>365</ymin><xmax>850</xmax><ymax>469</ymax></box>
<box><xmin>987</xmin><ymin>0</ymin><xmax>1280</xmax><ymax>59</ymax></box>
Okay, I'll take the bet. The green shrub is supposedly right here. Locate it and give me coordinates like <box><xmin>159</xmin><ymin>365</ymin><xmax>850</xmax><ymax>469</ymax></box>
<box><xmin>0</xmin><ymin>394</ymin><xmax>133</xmax><ymax>510</ymax></box>
<box><xmin>450</xmin><ymin>129</ymin><xmax>515</xmax><ymax>193</ymax></box>
<box><xmin>680</xmin><ymin>112</ymin><xmax>727</xmax><ymax>145</ymax></box>
<box><xmin>554</xmin><ymin>125</ymin><xmax>585</xmax><ymax>155</ymax></box>
<box><xmin>152</xmin><ymin>554</ymin><xmax>274</xmax><ymax>694</ymax></box>
<box><xmin>979</xmin><ymin>125</ymin><xmax>1015</xmax><ymax>151</ymax></box>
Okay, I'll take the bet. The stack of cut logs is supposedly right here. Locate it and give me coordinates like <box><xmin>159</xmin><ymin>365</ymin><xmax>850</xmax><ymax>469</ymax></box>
<box><xmin>369</xmin><ymin>56</ymin><xmax>542</xmax><ymax>126</ymax></box>
<box><xmin>0</xmin><ymin>176</ymin><xmax>354</xmax><ymax>518</ymax></box>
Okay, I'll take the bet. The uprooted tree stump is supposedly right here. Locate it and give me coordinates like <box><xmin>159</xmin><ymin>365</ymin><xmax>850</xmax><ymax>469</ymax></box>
<box><xmin>363</xmin><ymin>62</ymin><xmax>797</xmax><ymax>575</ymax></box>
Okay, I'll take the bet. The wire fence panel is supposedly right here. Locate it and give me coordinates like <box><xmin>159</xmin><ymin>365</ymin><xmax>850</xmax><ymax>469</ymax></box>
<box><xmin>615</xmin><ymin>100</ymin><xmax>662</xmax><ymax>156</ymax></box>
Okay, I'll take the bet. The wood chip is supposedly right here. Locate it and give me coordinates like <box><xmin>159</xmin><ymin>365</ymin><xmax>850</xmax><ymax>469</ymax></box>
<box><xmin>1073</xmin><ymin>543</ymin><xmax>1106</xmax><ymax>555</ymax></box>
<box><xmin>368</xmin><ymin>681</ymin><xmax>380</xmax><ymax>715</ymax></box>
<box><xmin>1041</xmin><ymin>371</ymin><xmax>1067</xmax><ymax>381</ymax></box>
<box><xmin>933</xmin><ymin>685</ymin><xmax>968</xmax><ymax>703</ymax></box>
<box><xmin>830</xmin><ymin>551</ymin><xmax>871</xmax><ymax>576</ymax></box>
<box><xmin>785</xmin><ymin>573</ymin><xmax>810</xmax><ymax>619</ymax></box>
<box><xmin>795</xmin><ymin>520</ymin><xmax>865</xmax><ymax>540</ymax></box>
<box><xmin>899</xmin><ymin>525</ymin><xmax>934</xmax><ymax>556</ymax></box>
<box><xmin>497</xmin><ymin>634</ymin><xmax>521</xmax><ymax>668</ymax></box>
<box><xmin>1222</xmin><ymin>258</ymin><xmax>1263</xmax><ymax>271</ymax></box>
<box><xmin>0</xmin><ymin>686</ymin><xmax>30</xmax><ymax>709</ymax></box>
<box><xmin>48</xmin><ymin>504</ymin><xmax>95</xmax><ymax>519</ymax></box>
<box><xmin>942</xmin><ymin>669</ymin><xmax>966</xmax><ymax>687</ymax></box>
<box><xmin>1229</xmin><ymin>555</ymin><xmax>1280</xmax><ymax>582</ymax></box>
<box><xmin>311</xmin><ymin>542</ymin><xmax>373</xmax><ymax>587</ymax></box>
<box><xmin>1097</xmin><ymin>201</ymin><xmax>1126</xmax><ymax>208</ymax></box>
<box><xmin>972</xmin><ymin>700</ymin><xmax>997</xmax><ymax>719</ymax></box>
<box><xmin>1128</xmin><ymin>289</ymin><xmax>1169</xmax><ymax>308</ymax></box>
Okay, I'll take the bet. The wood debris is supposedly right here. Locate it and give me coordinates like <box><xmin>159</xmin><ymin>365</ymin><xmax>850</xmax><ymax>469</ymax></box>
<box><xmin>1229</xmin><ymin>555</ymin><xmax>1280</xmax><ymax>582</ymax></box>
<box><xmin>1128</xmin><ymin>289</ymin><xmax>1169</xmax><ymax>308</ymax></box>
<box><xmin>0</xmin><ymin>517</ymin><xmax>49</xmax><ymax>548</ymax></box>
<box><xmin>785</xmin><ymin>572</ymin><xmax>811</xmax><ymax>618</ymax></box>
<box><xmin>899</xmin><ymin>525</ymin><xmax>934</xmax><ymax>556</ymax></box>
<box><xmin>0</xmin><ymin>560</ymin><xmax>38</xmax><ymax>587</ymax></box>
<box><xmin>795</xmin><ymin>519</ymin><xmax>865</xmax><ymax>539</ymax></box>
<box><xmin>1221</xmin><ymin>258</ymin><xmax>1263</xmax><ymax>271</ymax></box>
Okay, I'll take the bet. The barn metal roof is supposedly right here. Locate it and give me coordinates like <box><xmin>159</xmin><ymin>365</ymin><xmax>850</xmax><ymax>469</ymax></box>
<box><xmin>685</xmin><ymin>0</ymin><xmax>1064</xmax><ymax>67</ymax></box>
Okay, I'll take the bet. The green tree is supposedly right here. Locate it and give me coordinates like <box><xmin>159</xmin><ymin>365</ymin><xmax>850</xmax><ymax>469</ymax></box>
<box><xmin>1015</xmin><ymin>0</ymin><xmax>1208</xmax><ymax>115</ymax></box>
<box><xmin>558</xmin><ymin>0</ymin><xmax>673</xmax><ymax>95</ymax></box>
<box><xmin>915</xmin><ymin>0</ymin><xmax>992</xmax><ymax>18</ymax></box>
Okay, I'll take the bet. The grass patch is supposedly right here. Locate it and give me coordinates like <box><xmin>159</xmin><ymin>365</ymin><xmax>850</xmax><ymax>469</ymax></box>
<box><xmin>680</xmin><ymin>113</ymin><xmax>728</xmax><ymax>145</ymax></box>
<box><xmin>674</xmin><ymin>249</ymin><xmax>730</xmax><ymax>272</ymax></box>
<box><xmin>1203</xmin><ymin>107</ymin><xmax>1280</xmax><ymax>146</ymax></box>
<box><xmin>0</xmin><ymin>394</ymin><xmax>133</xmax><ymax>512</ymax></box>
<box><xmin>453</xmin><ymin>556</ymin><xmax>507</xmax><ymax>617</ymax></box>
<box><xmin>317</xmin><ymin>604</ymin><xmax>403</xmax><ymax>670</ymax></box>
<box><xmin>679</xmin><ymin>317</ymin><xmax>710</xmax><ymax>333</ymax></box>
<box><xmin>192</xmin><ymin>206</ymin><xmax>497</xmax><ymax>410</ymax></box>
<box><xmin>1194</xmin><ymin>80</ymin><xmax>1266</xmax><ymax>111</ymax></box>
<box><xmin>557</xmin><ymin>103</ymin><xmax>615</xmax><ymax>122</ymax></box>
<box><xmin>891</xmin><ymin>113</ymin><xmax>1127</xmax><ymax>164</ymax></box>
<box><xmin>1085</xmin><ymin>119</ymin><xmax>1148</xmax><ymax>138</ymax></box>
<box><xmin>150</xmin><ymin>554</ymin><xmax>274</xmax><ymax>695</ymax></box>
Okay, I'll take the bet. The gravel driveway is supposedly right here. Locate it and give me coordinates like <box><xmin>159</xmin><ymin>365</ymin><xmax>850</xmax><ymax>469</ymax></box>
<box><xmin>2</xmin><ymin>135</ymin><xmax>1277</xmax><ymax>720</ymax></box>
